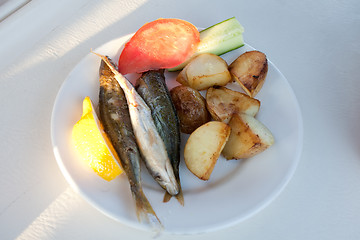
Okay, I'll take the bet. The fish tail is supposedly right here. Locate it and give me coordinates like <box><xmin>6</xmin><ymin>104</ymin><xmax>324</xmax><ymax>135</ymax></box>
<box><xmin>163</xmin><ymin>188</ymin><xmax>184</xmax><ymax>206</ymax></box>
<box><xmin>163</xmin><ymin>177</ymin><xmax>184</xmax><ymax>206</ymax></box>
<box><xmin>132</xmin><ymin>187</ymin><xmax>163</xmax><ymax>231</ymax></box>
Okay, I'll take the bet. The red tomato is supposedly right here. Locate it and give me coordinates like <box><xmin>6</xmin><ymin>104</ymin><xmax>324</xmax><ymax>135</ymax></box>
<box><xmin>118</xmin><ymin>18</ymin><xmax>200</xmax><ymax>74</ymax></box>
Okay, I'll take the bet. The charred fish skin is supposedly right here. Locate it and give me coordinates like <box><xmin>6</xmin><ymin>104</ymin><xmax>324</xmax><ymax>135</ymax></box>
<box><xmin>98</xmin><ymin>60</ymin><xmax>161</xmax><ymax>227</ymax></box>
<box><xmin>136</xmin><ymin>70</ymin><xmax>184</xmax><ymax>205</ymax></box>
<box><xmin>93</xmin><ymin>52</ymin><xmax>179</xmax><ymax>196</ymax></box>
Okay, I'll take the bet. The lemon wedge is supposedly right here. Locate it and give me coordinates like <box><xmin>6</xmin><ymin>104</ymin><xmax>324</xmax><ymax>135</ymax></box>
<box><xmin>72</xmin><ymin>96</ymin><xmax>123</xmax><ymax>181</ymax></box>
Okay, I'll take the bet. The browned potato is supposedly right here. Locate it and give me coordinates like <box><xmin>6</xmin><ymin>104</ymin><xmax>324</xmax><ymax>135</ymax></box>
<box><xmin>175</xmin><ymin>68</ymin><xmax>188</xmax><ymax>86</ymax></box>
<box><xmin>222</xmin><ymin>113</ymin><xmax>274</xmax><ymax>159</ymax></box>
<box><xmin>229</xmin><ymin>50</ymin><xmax>268</xmax><ymax>97</ymax></box>
<box><xmin>170</xmin><ymin>85</ymin><xmax>211</xmax><ymax>134</ymax></box>
<box><xmin>206</xmin><ymin>87</ymin><xmax>261</xmax><ymax>123</ymax></box>
<box><xmin>176</xmin><ymin>53</ymin><xmax>232</xmax><ymax>90</ymax></box>
<box><xmin>184</xmin><ymin>121</ymin><xmax>231</xmax><ymax>180</ymax></box>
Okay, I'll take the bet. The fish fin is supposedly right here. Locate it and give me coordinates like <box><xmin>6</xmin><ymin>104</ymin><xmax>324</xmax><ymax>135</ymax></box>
<box><xmin>163</xmin><ymin>191</ymin><xmax>172</xmax><ymax>203</ymax></box>
<box><xmin>133</xmin><ymin>188</ymin><xmax>163</xmax><ymax>232</ymax></box>
<box><xmin>163</xmin><ymin>186</ymin><xmax>184</xmax><ymax>206</ymax></box>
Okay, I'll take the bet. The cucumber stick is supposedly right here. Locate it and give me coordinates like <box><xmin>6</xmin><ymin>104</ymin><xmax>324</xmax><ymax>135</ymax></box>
<box><xmin>168</xmin><ymin>17</ymin><xmax>245</xmax><ymax>72</ymax></box>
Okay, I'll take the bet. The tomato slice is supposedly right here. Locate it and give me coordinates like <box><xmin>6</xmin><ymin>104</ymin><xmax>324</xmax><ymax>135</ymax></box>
<box><xmin>118</xmin><ymin>18</ymin><xmax>200</xmax><ymax>74</ymax></box>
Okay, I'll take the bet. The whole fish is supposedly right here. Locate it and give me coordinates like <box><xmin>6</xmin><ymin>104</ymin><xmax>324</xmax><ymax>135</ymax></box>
<box><xmin>136</xmin><ymin>70</ymin><xmax>184</xmax><ymax>205</ymax></box>
<box><xmin>98</xmin><ymin>60</ymin><xmax>161</xmax><ymax>227</ymax></box>
<box><xmin>93</xmin><ymin>52</ymin><xmax>179</xmax><ymax>196</ymax></box>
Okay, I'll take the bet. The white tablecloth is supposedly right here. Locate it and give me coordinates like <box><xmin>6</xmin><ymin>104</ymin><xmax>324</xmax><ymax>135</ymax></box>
<box><xmin>1</xmin><ymin>0</ymin><xmax>359</xmax><ymax>239</ymax></box>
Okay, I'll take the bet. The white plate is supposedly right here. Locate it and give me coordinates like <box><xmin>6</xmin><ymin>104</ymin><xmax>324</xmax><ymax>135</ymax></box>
<box><xmin>51</xmin><ymin>33</ymin><xmax>303</xmax><ymax>234</ymax></box>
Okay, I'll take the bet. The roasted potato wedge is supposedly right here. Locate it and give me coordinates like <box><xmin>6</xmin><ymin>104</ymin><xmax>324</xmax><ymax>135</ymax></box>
<box><xmin>206</xmin><ymin>86</ymin><xmax>261</xmax><ymax>123</ymax></box>
<box><xmin>170</xmin><ymin>85</ymin><xmax>211</xmax><ymax>134</ymax></box>
<box><xmin>184</xmin><ymin>121</ymin><xmax>231</xmax><ymax>180</ymax></box>
<box><xmin>176</xmin><ymin>53</ymin><xmax>232</xmax><ymax>90</ymax></box>
<box><xmin>229</xmin><ymin>50</ymin><xmax>268</xmax><ymax>97</ymax></box>
<box><xmin>222</xmin><ymin>113</ymin><xmax>274</xmax><ymax>159</ymax></box>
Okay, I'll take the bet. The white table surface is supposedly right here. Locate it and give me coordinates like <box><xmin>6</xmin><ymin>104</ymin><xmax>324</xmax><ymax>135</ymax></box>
<box><xmin>1</xmin><ymin>0</ymin><xmax>360</xmax><ymax>239</ymax></box>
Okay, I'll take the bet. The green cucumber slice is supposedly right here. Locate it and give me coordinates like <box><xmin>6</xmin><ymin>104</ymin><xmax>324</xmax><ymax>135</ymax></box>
<box><xmin>168</xmin><ymin>17</ymin><xmax>244</xmax><ymax>72</ymax></box>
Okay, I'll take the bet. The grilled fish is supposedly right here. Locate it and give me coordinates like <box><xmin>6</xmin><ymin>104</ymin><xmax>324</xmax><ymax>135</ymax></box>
<box><xmin>93</xmin><ymin>52</ymin><xmax>179</xmax><ymax>196</ymax></box>
<box><xmin>98</xmin><ymin>60</ymin><xmax>161</xmax><ymax>227</ymax></box>
<box><xmin>136</xmin><ymin>70</ymin><xmax>184</xmax><ymax>205</ymax></box>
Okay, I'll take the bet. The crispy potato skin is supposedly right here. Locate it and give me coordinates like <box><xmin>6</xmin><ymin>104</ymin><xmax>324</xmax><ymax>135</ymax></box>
<box><xmin>206</xmin><ymin>86</ymin><xmax>260</xmax><ymax>123</ymax></box>
<box><xmin>229</xmin><ymin>50</ymin><xmax>268</xmax><ymax>97</ymax></box>
<box><xmin>170</xmin><ymin>85</ymin><xmax>211</xmax><ymax>134</ymax></box>
<box><xmin>222</xmin><ymin>113</ymin><xmax>274</xmax><ymax>159</ymax></box>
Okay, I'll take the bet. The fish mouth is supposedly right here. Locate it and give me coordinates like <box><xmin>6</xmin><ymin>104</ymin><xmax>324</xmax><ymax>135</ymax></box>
<box><xmin>164</xmin><ymin>179</ymin><xmax>179</xmax><ymax>196</ymax></box>
<box><xmin>156</xmin><ymin>163</ymin><xmax>179</xmax><ymax>196</ymax></box>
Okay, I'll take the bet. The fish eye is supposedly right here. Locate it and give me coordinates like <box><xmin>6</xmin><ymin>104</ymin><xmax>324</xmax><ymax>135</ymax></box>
<box><xmin>154</xmin><ymin>174</ymin><xmax>162</xmax><ymax>181</ymax></box>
